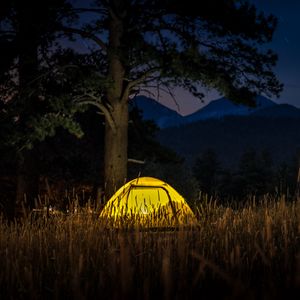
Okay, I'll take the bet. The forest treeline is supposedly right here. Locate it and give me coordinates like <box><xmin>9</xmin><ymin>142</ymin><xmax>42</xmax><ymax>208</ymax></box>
<box><xmin>158</xmin><ymin>115</ymin><xmax>300</xmax><ymax>168</ymax></box>
<box><xmin>157</xmin><ymin>115</ymin><xmax>300</xmax><ymax>201</ymax></box>
<box><xmin>192</xmin><ymin>147</ymin><xmax>299</xmax><ymax>202</ymax></box>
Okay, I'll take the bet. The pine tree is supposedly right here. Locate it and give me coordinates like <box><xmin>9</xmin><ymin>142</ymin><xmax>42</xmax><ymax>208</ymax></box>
<box><xmin>62</xmin><ymin>0</ymin><xmax>282</xmax><ymax>198</ymax></box>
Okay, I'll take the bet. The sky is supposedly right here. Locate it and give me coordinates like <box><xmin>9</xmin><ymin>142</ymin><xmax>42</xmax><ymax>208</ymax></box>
<box><xmin>158</xmin><ymin>0</ymin><xmax>300</xmax><ymax>116</ymax></box>
<box><xmin>72</xmin><ymin>0</ymin><xmax>300</xmax><ymax>116</ymax></box>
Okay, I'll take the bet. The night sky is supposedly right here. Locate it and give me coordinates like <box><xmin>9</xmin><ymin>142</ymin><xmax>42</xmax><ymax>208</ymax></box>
<box><xmin>253</xmin><ymin>1</ymin><xmax>300</xmax><ymax>107</ymax></box>
<box><xmin>160</xmin><ymin>0</ymin><xmax>300</xmax><ymax>115</ymax></box>
<box><xmin>72</xmin><ymin>0</ymin><xmax>300</xmax><ymax>115</ymax></box>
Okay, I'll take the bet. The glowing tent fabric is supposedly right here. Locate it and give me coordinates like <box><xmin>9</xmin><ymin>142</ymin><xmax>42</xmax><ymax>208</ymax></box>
<box><xmin>99</xmin><ymin>177</ymin><xmax>198</xmax><ymax>228</ymax></box>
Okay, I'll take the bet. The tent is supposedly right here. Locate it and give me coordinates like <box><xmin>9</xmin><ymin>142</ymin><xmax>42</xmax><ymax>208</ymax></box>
<box><xmin>99</xmin><ymin>177</ymin><xmax>198</xmax><ymax>228</ymax></box>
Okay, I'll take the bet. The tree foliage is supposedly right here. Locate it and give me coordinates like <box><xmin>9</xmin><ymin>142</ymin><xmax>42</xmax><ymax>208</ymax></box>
<box><xmin>62</xmin><ymin>0</ymin><xmax>282</xmax><ymax>196</ymax></box>
<box><xmin>64</xmin><ymin>0</ymin><xmax>282</xmax><ymax>102</ymax></box>
<box><xmin>0</xmin><ymin>0</ymin><xmax>283</xmax><ymax>202</ymax></box>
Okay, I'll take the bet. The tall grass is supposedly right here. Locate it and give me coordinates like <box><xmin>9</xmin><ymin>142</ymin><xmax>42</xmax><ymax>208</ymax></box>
<box><xmin>0</xmin><ymin>195</ymin><xmax>299</xmax><ymax>300</ymax></box>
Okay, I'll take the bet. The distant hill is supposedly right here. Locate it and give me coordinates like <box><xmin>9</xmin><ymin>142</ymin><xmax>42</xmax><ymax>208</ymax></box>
<box><xmin>131</xmin><ymin>95</ymin><xmax>300</xmax><ymax>168</ymax></box>
<box><xmin>129</xmin><ymin>96</ymin><xmax>184</xmax><ymax>128</ymax></box>
<box><xmin>130</xmin><ymin>95</ymin><xmax>296</xmax><ymax>128</ymax></box>
<box><xmin>250</xmin><ymin>104</ymin><xmax>300</xmax><ymax>118</ymax></box>
<box><xmin>184</xmin><ymin>95</ymin><xmax>276</xmax><ymax>123</ymax></box>
<box><xmin>156</xmin><ymin>115</ymin><xmax>300</xmax><ymax>167</ymax></box>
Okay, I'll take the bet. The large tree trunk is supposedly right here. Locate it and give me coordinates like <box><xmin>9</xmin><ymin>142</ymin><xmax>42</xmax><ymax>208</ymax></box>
<box><xmin>15</xmin><ymin>3</ymin><xmax>40</xmax><ymax>212</ymax></box>
<box><xmin>104</xmin><ymin>101</ymin><xmax>128</xmax><ymax>199</ymax></box>
<box><xmin>104</xmin><ymin>2</ymin><xmax>128</xmax><ymax>199</ymax></box>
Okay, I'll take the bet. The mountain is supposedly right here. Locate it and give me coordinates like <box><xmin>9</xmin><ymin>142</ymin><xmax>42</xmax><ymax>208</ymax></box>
<box><xmin>132</xmin><ymin>95</ymin><xmax>300</xmax><ymax>168</ymax></box>
<box><xmin>131</xmin><ymin>95</ymin><xmax>300</xmax><ymax>128</ymax></box>
<box><xmin>185</xmin><ymin>95</ymin><xmax>276</xmax><ymax>123</ymax></box>
<box><xmin>250</xmin><ymin>103</ymin><xmax>300</xmax><ymax>118</ymax></box>
<box><xmin>129</xmin><ymin>96</ymin><xmax>184</xmax><ymax>128</ymax></box>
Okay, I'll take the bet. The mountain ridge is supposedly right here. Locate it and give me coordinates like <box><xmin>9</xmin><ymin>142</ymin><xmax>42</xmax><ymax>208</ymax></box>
<box><xmin>131</xmin><ymin>95</ymin><xmax>299</xmax><ymax>128</ymax></box>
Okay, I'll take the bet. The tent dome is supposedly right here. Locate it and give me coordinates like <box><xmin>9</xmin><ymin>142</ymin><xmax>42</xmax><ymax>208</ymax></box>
<box><xmin>99</xmin><ymin>177</ymin><xmax>198</xmax><ymax>228</ymax></box>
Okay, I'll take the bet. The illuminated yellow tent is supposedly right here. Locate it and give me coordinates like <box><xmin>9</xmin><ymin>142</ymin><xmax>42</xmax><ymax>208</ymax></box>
<box><xmin>99</xmin><ymin>177</ymin><xmax>198</xmax><ymax>228</ymax></box>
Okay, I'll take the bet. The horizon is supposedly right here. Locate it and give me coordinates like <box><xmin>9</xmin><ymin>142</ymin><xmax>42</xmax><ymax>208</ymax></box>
<box><xmin>141</xmin><ymin>91</ymin><xmax>296</xmax><ymax>117</ymax></box>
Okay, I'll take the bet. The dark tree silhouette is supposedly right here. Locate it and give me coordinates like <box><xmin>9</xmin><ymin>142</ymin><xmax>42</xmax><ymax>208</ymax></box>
<box><xmin>0</xmin><ymin>0</ymin><xmax>72</xmax><ymax>211</ymax></box>
<box><xmin>1</xmin><ymin>0</ymin><xmax>283</xmax><ymax>201</ymax></box>
<box><xmin>235</xmin><ymin>148</ymin><xmax>274</xmax><ymax>197</ymax></box>
<box><xmin>193</xmin><ymin>149</ymin><xmax>221</xmax><ymax>196</ymax></box>
<box><xmin>62</xmin><ymin>0</ymin><xmax>282</xmax><ymax>198</ymax></box>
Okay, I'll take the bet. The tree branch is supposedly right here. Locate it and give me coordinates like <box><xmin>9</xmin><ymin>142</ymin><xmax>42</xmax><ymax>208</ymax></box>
<box><xmin>75</xmin><ymin>94</ymin><xmax>116</xmax><ymax>133</ymax></box>
<box><xmin>128</xmin><ymin>158</ymin><xmax>145</xmax><ymax>164</ymax></box>
<box><xmin>60</xmin><ymin>26</ymin><xmax>107</xmax><ymax>52</ymax></box>
<box><xmin>123</xmin><ymin>67</ymin><xmax>160</xmax><ymax>99</ymax></box>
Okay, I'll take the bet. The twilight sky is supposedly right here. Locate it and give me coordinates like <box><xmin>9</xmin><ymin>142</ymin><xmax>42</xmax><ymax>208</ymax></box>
<box><xmin>158</xmin><ymin>0</ymin><xmax>300</xmax><ymax>115</ymax></box>
<box><xmin>72</xmin><ymin>0</ymin><xmax>300</xmax><ymax>116</ymax></box>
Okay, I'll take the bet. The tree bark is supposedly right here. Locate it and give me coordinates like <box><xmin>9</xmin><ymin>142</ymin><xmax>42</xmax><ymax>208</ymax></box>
<box><xmin>104</xmin><ymin>101</ymin><xmax>128</xmax><ymax>200</ymax></box>
<box><xmin>104</xmin><ymin>2</ymin><xmax>128</xmax><ymax>199</ymax></box>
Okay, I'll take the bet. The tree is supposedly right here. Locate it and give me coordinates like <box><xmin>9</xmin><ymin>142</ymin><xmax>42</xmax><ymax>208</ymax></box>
<box><xmin>1</xmin><ymin>0</ymin><xmax>283</xmax><ymax>201</ymax></box>
<box><xmin>62</xmin><ymin>0</ymin><xmax>282</xmax><ymax>198</ymax></box>
<box><xmin>0</xmin><ymin>0</ymin><xmax>73</xmax><ymax>210</ymax></box>
<box><xmin>193</xmin><ymin>149</ymin><xmax>221</xmax><ymax>196</ymax></box>
<box><xmin>236</xmin><ymin>148</ymin><xmax>274</xmax><ymax>197</ymax></box>
<box><xmin>275</xmin><ymin>156</ymin><xmax>299</xmax><ymax>197</ymax></box>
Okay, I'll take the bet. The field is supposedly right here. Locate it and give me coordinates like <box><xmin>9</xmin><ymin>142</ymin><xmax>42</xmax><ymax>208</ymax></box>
<box><xmin>0</xmin><ymin>195</ymin><xmax>299</xmax><ymax>300</ymax></box>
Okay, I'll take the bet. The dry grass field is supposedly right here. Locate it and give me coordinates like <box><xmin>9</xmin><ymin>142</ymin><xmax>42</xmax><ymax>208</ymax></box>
<box><xmin>0</xmin><ymin>195</ymin><xmax>299</xmax><ymax>300</ymax></box>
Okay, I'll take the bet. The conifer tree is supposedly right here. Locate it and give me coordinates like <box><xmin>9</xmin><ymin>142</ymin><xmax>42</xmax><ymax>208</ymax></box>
<box><xmin>64</xmin><ymin>0</ymin><xmax>282</xmax><ymax>198</ymax></box>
